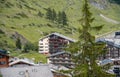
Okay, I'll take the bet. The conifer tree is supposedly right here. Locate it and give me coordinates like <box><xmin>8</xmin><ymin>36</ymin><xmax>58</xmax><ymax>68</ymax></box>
<box><xmin>66</xmin><ymin>0</ymin><xmax>115</xmax><ymax>77</ymax></box>
<box><xmin>46</xmin><ymin>8</ymin><xmax>57</xmax><ymax>22</ymax></box>
<box><xmin>57</xmin><ymin>11</ymin><xmax>68</xmax><ymax>26</ymax></box>
<box><xmin>46</xmin><ymin>8</ymin><xmax>52</xmax><ymax>20</ymax></box>
<box><xmin>52</xmin><ymin>9</ymin><xmax>57</xmax><ymax>21</ymax></box>
<box><xmin>23</xmin><ymin>42</ymin><xmax>31</xmax><ymax>53</ymax></box>
<box><xmin>62</xmin><ymin>11</ymin><xmax>68</xmax><ymax>25</ymax></box>
<box><xmin>57</xmin><ymin>11</ymin><xmax>62</xmax><ymax>24</ymax></box>
<box><xmin>38</xmin><ymin>11</ymin><xmax>43</xmax><ymax>17</ymax></box>
<box><xmin>16</xmin><ymin>37</ymin><xmax>22</xmax><ymax>49</ymax></box>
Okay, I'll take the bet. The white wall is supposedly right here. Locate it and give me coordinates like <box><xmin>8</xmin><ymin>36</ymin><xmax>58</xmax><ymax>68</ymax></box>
<box><xmin>39</xmin><ymin>38</ymin><xmax>49</xmax><ymax>53</ymax></box>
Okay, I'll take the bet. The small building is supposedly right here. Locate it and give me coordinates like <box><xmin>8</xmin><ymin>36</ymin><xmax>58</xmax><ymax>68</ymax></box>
<box><xmin>9</xmin><ymin>59</ymin><xmax>36</xmax><ymax>67</ymax></box>
<box><xmin>0</xmin><ymin>49</ymin><xmax>9</xmax><ymax>68</ymax></box>
<box><xmin>47</xmin><ymin>51</ymin><xmax>74</xmax><ymax>68</ymax></box>
<box><xmin>38</xmin><ymin>32</ymin><xmax>75</xmax><ymax>54</ymax></box>
<box><xmin>0</xmin><ymin>65</ymin><xmax>53</xmax><ymax>77</ymax></box>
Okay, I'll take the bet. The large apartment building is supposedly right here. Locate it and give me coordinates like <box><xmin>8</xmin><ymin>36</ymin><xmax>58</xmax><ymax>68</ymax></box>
<box><xmin>47</xmin><ymin>51</ymin><xmax>74</xmax><ymax>68</ymax></box>
<box><xmin>97</xmin><ymin>32</ymin><xmax>120</xmax><ymax>60</ymax></box>
<box><xmin>38</xmin><ymin>33</ymin><xmax>75</xmax><ymax>54</ymax></box>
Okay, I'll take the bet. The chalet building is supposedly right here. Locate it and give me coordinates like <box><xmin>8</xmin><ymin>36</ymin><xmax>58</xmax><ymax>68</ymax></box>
<box><xmin>9</xmin><ymin>59</ymin><xmax>36</xmax><ymax>67</ymax></box>
<box><xmin>47</xmin><ymin>51</ymin><xmax>74</xmax><ymax>68</ymax></box>
<box><xmin>0</xmin><ymin>49</ymin><xmax>9</xmax><ymax>68</ymax></box>
<box><xmin>97</xmin><ymin>32</ymin><xmax>120</xmax><ymax>61</ymax></box>
<box><xmin>39</xmin><ymin>33</ymin><xmax>75</xmax><ymax>54</ymax></box>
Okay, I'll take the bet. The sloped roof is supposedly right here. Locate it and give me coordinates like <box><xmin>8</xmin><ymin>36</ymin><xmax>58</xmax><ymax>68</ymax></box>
<box><xmin>96</xmin><ymin>38</ymin><xmax>120</xmax><ymax>48</ymax></box>
<box><xmin>0</xmin><ymin>49</ymin><xmax>7</xmax><ymax>54</ymax></box>
<box><xmin>99</xmin><ymin>59</ymin><xmax>113</xmax><ymax>66</ymax></box>
<box><xmin>0</xmin><ymin>65</ymin><xmax>53</xmax><ymax>77</ymax></box>
<box><xmin>0</xmin><ymin>49</ymin><xmax>9</xmax><ymax>56</ymax></box>
<box><xmin>9</xmin><ymin>59</ymin><xmax>36</xmax><ymax>66</ymax></box>
<box><xmin>48</xmin><ymin>51</ymin><xmax>70</xmax><ymax>57</ymax></box>
<box><xmin>49</xmin><ymin>64</ymin><xmax>69</xmax><ymax>71</ymax></box>
<box><xmin>40</xmin><ymin>32</ymin><xmax>76</xmax><ymax>42</ymax></box>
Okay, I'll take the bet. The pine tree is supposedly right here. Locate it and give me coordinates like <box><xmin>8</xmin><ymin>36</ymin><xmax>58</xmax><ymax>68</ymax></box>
<box><xmin>38</xmin><ymin>11</ymin><xmax>43</xmax><ymax>17</ymax></box>
<box><xmin>57</xmin><ymin>11</ymin><xmax>68</xmax><ymax>26</ymax></box>
<box><xmin>62</xmin><ymin>11</ymin><xmax>68</xmax><ymax>25</ymax></box>
<box><xmin>16</xmin><ymin>37</ymin><xmax>22</xmax><ymax>49</ymax></box>
<box><xmin>52</xmin><ymin>9</ymin><xmax>57</xmax><ymax>21</ymax></box>
<box><xmin>22</xmin><ymin>42</ymin><xmax>36</xmax><ymax>53</ymax></box>
<box><xmin>46</xmin><ymin>8</ymin><xmax>57</xmax><ymax>22</ymax></box>
<box><xmin>23</xmin><ymin>42</ymin><xmax>30</xmax><ymax>53</ymax></box>
<box><xmin>46</xmin><ymin>8</ymin><xmax>52</xmax><ymax>20</ymax></box>
<box><xmin>57</xmin><ymin>11</ymin><xmax>62</xmax><ymax>24</ymax></box>
<box><xmin>66</xmin><ymin>0</ymin><xmax>115</xmax><ymax>77</ymax></box>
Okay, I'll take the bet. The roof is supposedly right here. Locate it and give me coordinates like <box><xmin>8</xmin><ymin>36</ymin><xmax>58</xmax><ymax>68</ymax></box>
<box><xmin>99</xmin><ymin>58</ymin><xmax>120</xmax><ymax>66</ymax></box>
<box><xmin>0</xmin><ymin>49</ymin><xmax>9</xmax><ymax>56</ymax></box>
<box><xmin>48</xmin><ymin>51</ymin><xmax>70</xmax><ymax>57</ymax></box>
<box><xmin>99</xmin><ymin>59</ymin><xmax>113</xmax><ymax>66</ymax></box>
<box><xmin>40</xmin><ymin>32</ymin><xmax>76</xmax><ymax>42</ymax></box>
<box><xmin>49</xmin><ymin>64</ymin><xmax>71</xmax><ymax>77</ymax></box>
<box><xmin>0</xmin><ymin>65</ymin><xmax>53</xmax><ymax>77</ymax></box>
<box><xmin>49</xmin><ymin>64</ymin><xmax>69</xmax><ymax>71</ymax></box>
<box><xmin>0</xmin><ymin>49</ymin><xmax>7</xmax><ymax>54</ymax></box>
<box><xmin>111</xmin><ymin>58</ymin><xmax>120</xmax><ymax>61</ymax></box>
<box><xmin>96</xmin><ymin>38</ymin><xmax>120</xmax><ymax>48</ymax></box>
<box><xmin>9</xmin><ymin>59</ymin><xmax>36</xmax><ymax>66</ymax></box>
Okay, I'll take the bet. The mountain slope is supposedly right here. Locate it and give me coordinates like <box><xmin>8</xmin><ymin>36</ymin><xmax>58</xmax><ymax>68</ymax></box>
<box><xmin>0</xmin><ymin>0</ymin><xmax>120</xmax><ymax>50</ymax></box>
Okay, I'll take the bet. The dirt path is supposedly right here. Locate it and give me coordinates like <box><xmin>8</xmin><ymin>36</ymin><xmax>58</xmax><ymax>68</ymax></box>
<box><xmin>100</xmin><ymin>14</ymin><xmax>120</xmax><ymax>24</ymax></box>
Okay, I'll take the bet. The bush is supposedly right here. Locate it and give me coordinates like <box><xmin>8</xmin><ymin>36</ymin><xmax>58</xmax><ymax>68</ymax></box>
<box><xmin>0</xmin><ymin>74</ymin><xmax>2</xmax><ymax>77</ymax></box>
<box><xmin>38</xmin><ymin>11</ymin><xmax>43</xmax><ymax>17</ymax></box>
<box><xmin>16</xmin><ymin>12</ymin><xmax>28</xmax><ymax>18</ymax></box>
<box><xmin>16</xmin><ymin>37</ymin><xmax>22</xmax><ymax>49</ymax></box>
<box><xmin>0</xmin><ymin>29</ymin><xmax>5</xmax><ymax>34</ymax></box>
<box><xmin>23</xmin><ymin>42</ymin><xmax>38</xmax><ymax>53</ymax></box>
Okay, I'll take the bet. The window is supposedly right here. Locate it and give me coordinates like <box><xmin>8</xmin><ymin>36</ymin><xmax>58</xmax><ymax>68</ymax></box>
<box><xmin>40</xmin><ymin>43</ymin><xmax>43</xmax><ymax>45</ymax></box>
<box><xmin>45</xmin><ymin>49</ymin><xmax>48</xmax><ymax>51</ymax></box>
<box><xmin>45</xmin><ymin>46</ymin><xmax>48</xmax><ymax>48</ymax></box>
<box><xmin>39</xmin><ymin>46</ymin><xmax>44</xmax><ymax>48</ymax></box>
<box><xmin>0</xmin><ymin>61</ymin><xmax>6</xmax><ymax>65</ymax></box>
<box><xmin>39</xmin><ymin>49</ymin><xmax>43</xmax><ymax>51</ymax></box>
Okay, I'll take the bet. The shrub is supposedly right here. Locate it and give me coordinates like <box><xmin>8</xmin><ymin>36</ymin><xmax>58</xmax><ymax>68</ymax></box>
<box><xmin>0</xmin><ymin>29</ymin><xmax>5</xmax><ymax>34</ymax></box>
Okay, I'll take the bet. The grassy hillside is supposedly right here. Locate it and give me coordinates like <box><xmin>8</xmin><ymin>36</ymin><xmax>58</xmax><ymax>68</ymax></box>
<box><xmin>0</xmin><ymin>0</ymin><xmax>120</xmax><ymax>50</ymax></box>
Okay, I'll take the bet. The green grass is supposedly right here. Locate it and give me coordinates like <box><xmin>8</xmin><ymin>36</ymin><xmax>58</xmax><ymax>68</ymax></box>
<box><xmin>0</xmin><ymin>0</ymin><xmax>120</xmax><ymax>48</ymax></box>
<box><xmin>0</xmin><ymin>0</ymin><xmax>120</xmax><ymax>63</ymax></box>
<box><xmin>10</xmin><ymin>51</ymin><xmax>47</xmax><ymax>63</ymax></box>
